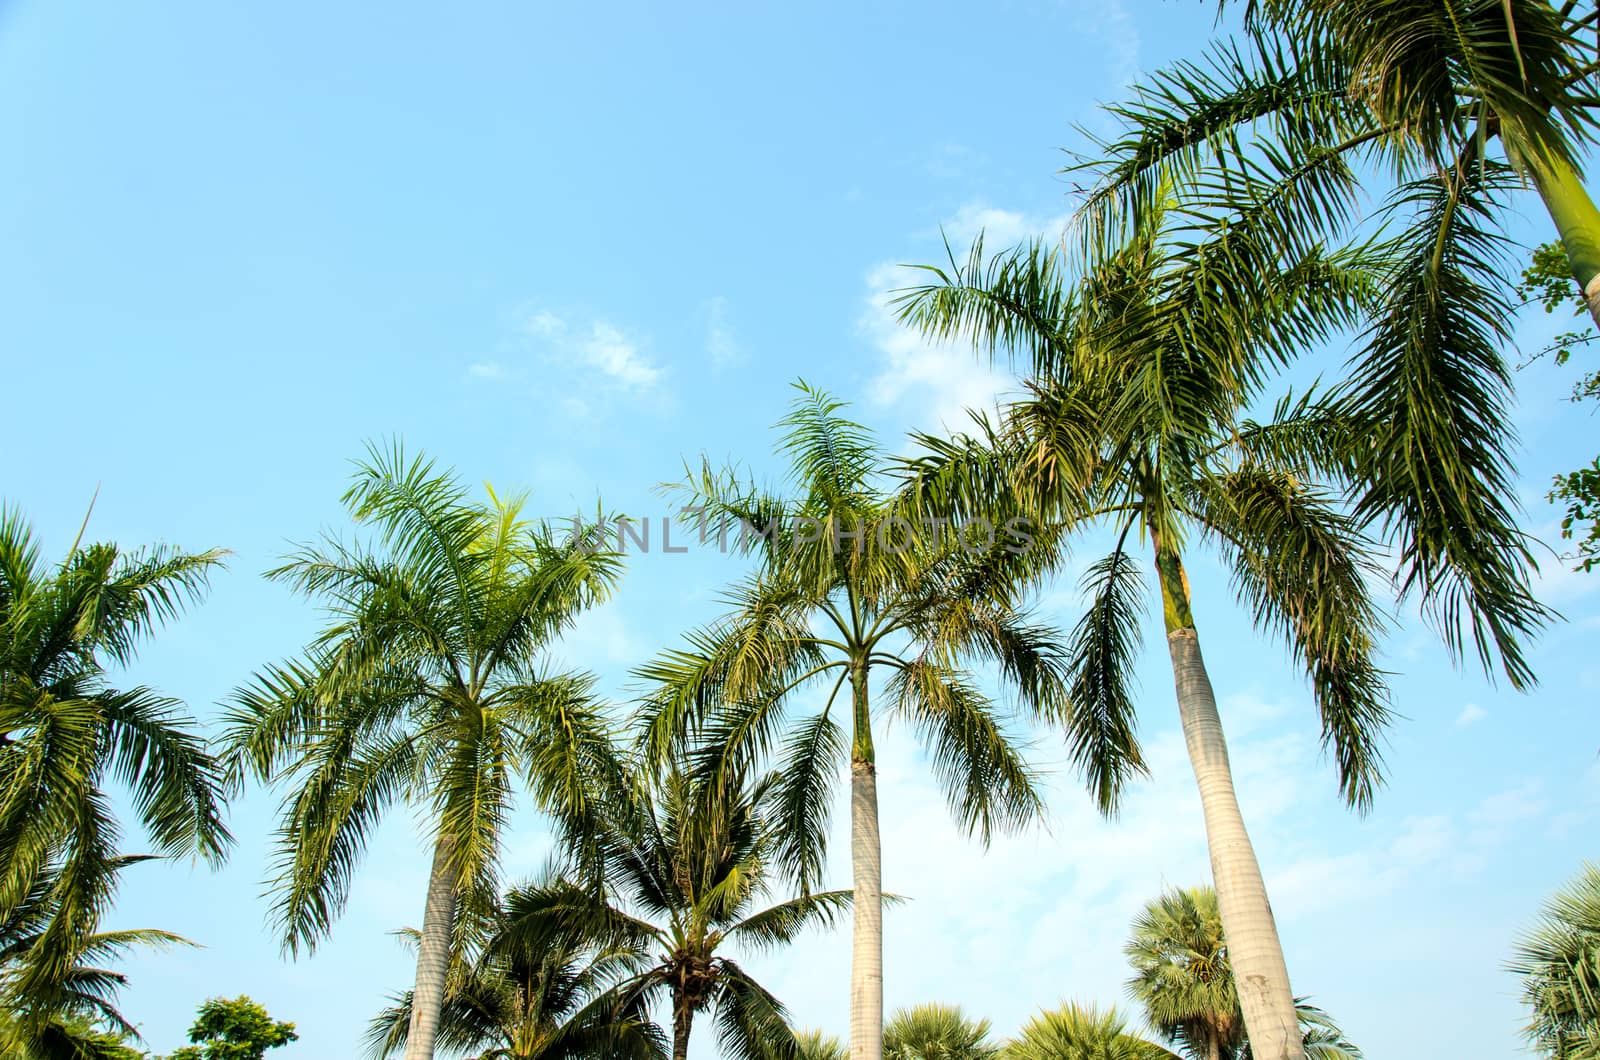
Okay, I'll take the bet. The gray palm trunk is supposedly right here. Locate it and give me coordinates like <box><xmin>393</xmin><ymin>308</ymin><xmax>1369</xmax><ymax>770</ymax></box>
<box><xmin>849</xmin><ymin>664</ymin><xmax>884</xmax><ymax>1060</ymax></box>
<box><xmin>1168</xmin><ymin>629</ymin><xmax>1300</xmax><ymax>1060</ymax></box>
<box><xmin>404</xmin><ymin>835</ymin><xmax>459</xmax><ymax>1060</ymax></box>
<box><xmin>1156</xmin><ymin>544</ymin><xmax>1303</xmax><ymax>1060</ymax></box>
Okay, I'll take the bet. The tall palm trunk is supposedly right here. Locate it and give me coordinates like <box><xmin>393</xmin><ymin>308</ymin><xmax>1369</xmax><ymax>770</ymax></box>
<box><xmin>849</xmin><ymin>660</ymin><xmax>883</xmax><ymax>1060</ymax></box>
<box><xmin>1154</xmin><ymin>544</ymin><xmax>1303</xmax><ymax>1060</ymax></box>
<box><xmin>1530</xmin><ymin>153</ymin><xmax>1600</xmax><ymax>331</ymax></box>
<box><xmin>673</xmin><ymin>1000</ymin><xmax>693</xmax><ymax>1060</ymax></box>
<box><xmin>404</xmin><ymin>834</ymin><xmax>458</xmax><ymax>1060</ymax></box>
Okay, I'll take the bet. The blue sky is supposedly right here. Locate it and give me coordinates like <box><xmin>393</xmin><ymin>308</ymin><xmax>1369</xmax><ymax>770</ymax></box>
<box><xmin>3</xmin><ymin>2</ymin><xmax>1598</xmax><ymax>1057</ymax></box>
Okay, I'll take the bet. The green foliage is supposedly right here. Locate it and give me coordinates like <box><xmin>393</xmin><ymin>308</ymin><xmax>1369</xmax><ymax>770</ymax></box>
<box><xmin>1060</xmin><ymin>0</ymin><xmax>1600</xmax><ymax>687</ymax></box>
<box><xmin>365</xmin><ymin>893</ymin><xmax>662</xmax><ymax>1060</ymax></box>
<box><xmin>1521</xmin><ymin>242</ymin><xmax>1588</xmax><ymax>318</ymax></box>
<box><xmin>639</xmin><ymin>382</ymin><xmax>1121</xmax><ymax>889</ymax></box>
<box><xmin>884</xmin><ymin>1003</ymin><xmax>998</xmax><ymax>1059</ymax></box>
<box><xmin>1125</xmin><ymin>888</ymin><xmax>1238</xmax><ymax>1060</ymax></box>
<box><xmin>488</xmin><ymin>761</ymin><xmax>846</xmax><ymax>1060</ymax></box>
<box><xmin>1002</xmin><ymin>1003</ymin><xmax>1178</xmax><ymax>1060</ymax></box>
<box><xmin>1119</xmin><ymin>884</ymin><xmax>1362</xmax><ymax>1060</ymax></box>
<box><xmin>0</xmin><ymin>506</ymin><xmax>223</xmax><ymax>1050</ymax></box>
<box><xmin>1517</xmin><ymin>242</ymin><xmax>1600</xmax><ymax>574</ymax></box>
<box><xmin>1510</xmin><ymin>862</ymin><xmax>1600</xmax><ymax>1059</ymax></box>
<box><xmin>220</xmin><ymin>443</ymin><xmax>626</xmax><ymax>955</ymax></box>
<box><xmin>791</xmin><ymin>1029</ymin><xmax>848</xmax><ymax>1060</ymax></box>
<box><xmin>896</xmin><ymin>202</ymin><xmax>1393</xmax><ymax>810</ymax></box>
<box><xmin>1551</xmin><ymin>460</ymin><xmax>1600</xmax><ymax>573</ymax></box>
<box><xmin>160</xmin><ymin>996</ymin><xmax>296</xmax><ymax>1060</ymax></box>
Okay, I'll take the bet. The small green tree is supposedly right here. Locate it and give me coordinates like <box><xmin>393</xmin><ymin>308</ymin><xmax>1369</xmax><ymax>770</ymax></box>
<box><xmin>884</xmin><ymin>1004</ymin><xmax>998</xmax><ymax>1060</ymax></box>
<box><xmin>165</xmin><ymin>996</ymin><xmax>296</xmax><ymax>1060</ymax></box>
<box><xmin>1519</xmin><ymin>242</ymin><xmax>1600</xmax><ymax>573</ymax></box>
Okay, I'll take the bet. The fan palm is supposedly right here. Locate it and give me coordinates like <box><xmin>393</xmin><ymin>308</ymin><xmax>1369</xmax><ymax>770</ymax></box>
<box><xmin>1125</xmin><ymin>888</ymin><xmax>1239</xmax><ymax>1060</ymax></box>
<box><xmin>792</xmin><ymin>1031</ymin><xmax>850</xmax><ymax>1060</ymax></box>
<box><xmin>883</xmin><ymin>1003</ymin><xmax>998</xmax><ymax>1060</ymax></box>
<box><xmin>637</xmin><ymin>384</ymin><xmax>1140</xmax><ymax>1060</ymax></box>
<box><xmin>496</xmin><ymin>763</ymin><xmax>852</xmax><ymax>1060</ymax></box>
<box><xmin>1003</xmin><ymin>1003</ymin><xmax>1180</xmax><ymax>1060</ymax></box>
<box><xmin>1064</xmin><ymin>0</ymin><xmax>1594</xmax><ymax>687</ymax></box>
<box><xmin>1509</xmin><ymin>861</ymin><xmax>1600</xmax><ymax>1059</ymax></box>
<box><xmin>1001</xmin><ymin>1000</ymin><xmax>1358</xmax><ymax>1060</ymax></box>
<box><xmin>365</xmin><ymin>902</ymin><xmax>663</xmax><ymax>1060</ymax></box>
<box><xmin>0</xmin><ymin>502</ymin><xmax>227</xmax><ymax>993</ymax></box>
<box><xmin>221</xmin><ymin>444</ymin><xmax>625</xmax><ymax>1060</ymax></box>
<box><xmin>895</xmin><ymin>205</ymin><xmax>1391</xmax><ymax>1060</ymax></box>
<box><xmin>1125</xmin><ymin>887</ymin><xmax>1360</xmax><ymax>1060</ymax></box>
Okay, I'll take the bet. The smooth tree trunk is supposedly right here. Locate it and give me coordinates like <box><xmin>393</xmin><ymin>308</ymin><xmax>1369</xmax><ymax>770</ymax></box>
<box><xmin>849</xmin><ymin>661</ymin><xmax>883</xmax><ymax>1060</ymax></box>
<box><xmin>1154</xmin><ymin>544</ymin><xmax>1304</xmax><ymax>1060</ymax></box>
<box><xmin>404</xmin><ymin>834</ymin><xmax>459</xmax><ymax>1060</ymax></box>
<box><xmin>1530</xmin><ymin>153</ymin><xmax>1600</xmax><ymax>331</ymax></box>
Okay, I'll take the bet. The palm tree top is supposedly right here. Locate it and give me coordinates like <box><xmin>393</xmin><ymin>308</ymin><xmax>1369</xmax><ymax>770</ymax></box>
<box><xmin>220</xmin><ymin>443</ymin><xmax>627</xmax><ymax>956</ymax></box>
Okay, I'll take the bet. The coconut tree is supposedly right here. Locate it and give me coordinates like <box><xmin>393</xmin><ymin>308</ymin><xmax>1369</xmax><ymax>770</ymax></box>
<box><xmin>0</xmin><ymin>502</ymin><xmax>228</xmax><ymax>995</ymax></box>
<box><xmin>221</xmin><ymin>445</ymin><xmax>624</xmax><ymax>1060</ymax></box>
<box><xmin>1062</xmin><ymin>0</ymin><xmax>1597</xmax><ymax>688</ymax></box>
<box><xmin>883</xmin><ymin>1004</ymin><xmax>998</xmax><ymax>1060</ymax></box>
<box><xmin>1509</xmin><ymin>861</ymin><xmax>1600</xmax><ymax>1059</ymax></box>
<box><xmin>493</xmin><ymin>762</ymin><xmax>852</xmax><ymax>1060</ymax></box>
<box><xmin>895</xmin><ymin>206</ymin><xmax>1391</xmax><ymax>1060</ymax></box>
<box><xmin>366</xmin><ymin>899</ymin><xmax>663</xmax><ymax>1060</ymax></box>
<box><xmin>636</xmin><ymin>384</ymin><xmax>1142</xmax><ymax>1060</ymax></box>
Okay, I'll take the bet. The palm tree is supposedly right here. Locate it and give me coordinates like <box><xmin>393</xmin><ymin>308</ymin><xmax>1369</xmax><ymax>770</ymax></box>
<box><xmin>637</xmin><ymin>384</ymin><xmax>1140</xmax><ymax>1060</ymax></box>
<box><xmin>497</xmin><ymin>763</ymin><xmax>852</xmax><ymax>1060</ymax></box>
<box><xmin>1000</xmin><ymin>1000</ymin><xmax>1358</xmax><ymax>1060</ymax></box>
<box><xmin>1063</xmin><ymin>0</ymin><xmax>1594</xmax><ymax>687</ymax></box>
<box><xmin>1125</xmin><ymin>888</ymin><xmax>1238</xmax><ymax>1060</ymax></box>
<box><xmin>793</xmin><ymin>1031</ymin><xmax>850</xmax><ymax>1060</ymax></box>
<box><xmin>896</xmin><ymin>208</ymin><xmax>1391</xmax><ymax>1060</ymax></box>
<box><xmin>221</xmin><ymin>445</ymin><xmax>625</xmax><ymax>1060</ymax></box>
<box><xmin>365</xmin><ymin>903</ymin><xmax>663</xmax><ymax>1060</ymax></box>
<box><xmin>0</xmin><ymin>856</ymin><xmax>185</xmax><ymax>1060</ymax></box>
<box><xmin>0</xmin><ymin>502</ymin><xmax>228</xmax><ymax>994</ymax></box>
<box><xmin>883</xmin><ymin>1003</ymin><xmax>998</xmax><ymax>1060</ymax></box>
<box><xmin>1124</xmin><ymin>888</ymin><xmax>1360</xmax><ymax>1060</ymax></box>
<box><xmin>1509</xmin><ymin>861</ymin><xmax>1600</xmax><ymax>1059</ymax></box>
<box><xmin>1003</xmin><ymin>1003</ymin><xmax>1179</xmax><ymax>1060</ymax></box>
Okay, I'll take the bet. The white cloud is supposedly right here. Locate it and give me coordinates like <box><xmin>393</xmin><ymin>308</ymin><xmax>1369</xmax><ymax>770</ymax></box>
<box><xmin>466</xmin><ymin>361</ymin><xmax>504</xmax><ymax>380</ymax></box>
<box><xmin>581</xmin><ymin>321</ymin><xmax>660</xmax><ymax>388</ymax></box>
<box><xmin>938</xmin><ymin>202</ymin><xmax>1071</xmax><ymax>251</ymax></box>
<box><xmin>525</xmin><ymin>309</ymin><xmax>567</xmax><ymax>339</ymax></box>
<box><xmin>1455</xmin><ymin>703</ymin><xmax>1488</xmax><ymax>727</ymax></box>
<box><xmin>704</xmin><ymin>296</ymin><xmax>739</xmax><ymax>366</ymax></box>
<box><xmin>863</xmin><ymin>201</ymin><xmax>1073</xmax><ymax>430</ymax></box>
<box><xmin>520</xmin><ymin>308</ymin><xmax>662</xmax><ymax>391</ymax></box>
<box><xmin>862</xmin><ymin>262</ymin><xmax>1015</xmax><ymax>430</ymax></box>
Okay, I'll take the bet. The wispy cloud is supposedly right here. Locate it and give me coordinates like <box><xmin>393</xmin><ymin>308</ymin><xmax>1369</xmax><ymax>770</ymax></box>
<box><xmin>580</xmin><ymin>321</ymin><xmax>659</xmax><ymax>388</ymax></box>
<box><xmin>522</xmin><ymin>308</ymin><xmax>661</xmax><ymax>390</ymax></box>
<box><xmin>466</xmin><ymin>361</ymin><xmax>504</xmax><ymax>380</ymax></box>
<box><xmin>1455</xmin><ymin>703</ymin><xmax>1488</xmax><ymax>728</ymax></box>
<box><xmin>861</xmin><ymin>262</ymin><xmax>1015</xmax><ymax>430</ymax></box>
<box><xmin>704</xmin><ymin>296</ymin><xmax>739</xmax><ymax>366</ymax></box>
<box><xmin>863</xmin><ymin>201</ymin><xmax>1072</xmax><ymax>429</ymax></box>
